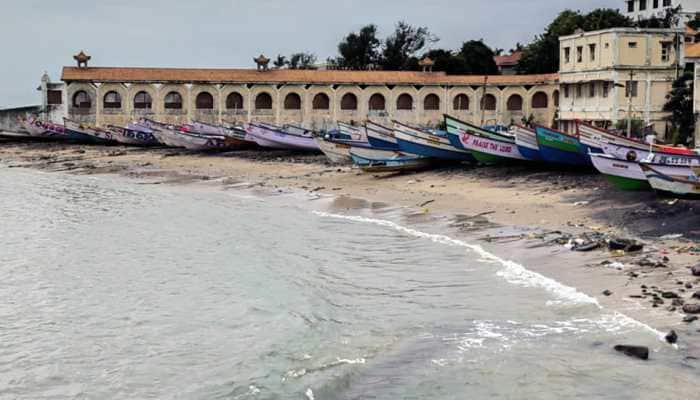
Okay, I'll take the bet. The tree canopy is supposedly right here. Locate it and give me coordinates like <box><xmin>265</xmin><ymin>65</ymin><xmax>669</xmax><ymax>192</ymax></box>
<box><xmin>381</xmin><ymin>21</ymin><xmax>436</xmax><ymax>70</ymax></box>
<box><xmin>663</xmin><ymin>72</ymin><xmax>696</xmax><ymax>146</ymax></box>
<box><xmin>458</xmin><ymin>40</ymin><xmax>498</xmax><ymax>75</ymax></box>
<box><xmin>334</xmin><ymin>24</ymin><xmax>382</xmax><ymax>70</ymax></box>
<box><xmin>518</xmin><ymin>8</ymin><xmax>632</xmax><ymax>74</ymax></box>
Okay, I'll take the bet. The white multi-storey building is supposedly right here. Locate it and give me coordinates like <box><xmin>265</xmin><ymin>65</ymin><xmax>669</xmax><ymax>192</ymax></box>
<box><xmin>624</xmin><ymin>0</ymin><xmax>700</xmax><ymax>24</ymax></box>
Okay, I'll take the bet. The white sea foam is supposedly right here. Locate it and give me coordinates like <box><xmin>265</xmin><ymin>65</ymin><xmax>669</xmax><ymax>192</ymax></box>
<box><xmin>305</xmin><ymin>388</ymin><xmax>315</xmax><ymax>400</ymax></box>
<box><xmin>312</xmin><ymin>211</ymin><xmax>668</xmax><ymax>343</ymax></box>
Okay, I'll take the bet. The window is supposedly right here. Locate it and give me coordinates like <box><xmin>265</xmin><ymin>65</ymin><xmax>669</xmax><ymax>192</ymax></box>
<box><xmin>532</xmin><ymin>92</ymin><xmax>548</xmax><ymax>109</ymax></box>
<box><xmin>255</xmin><ymin>93</ymin><xmax>273</xmax><ymax>110</ymax></box>
<box><xmin>589</xmin><ymin>83</ymin><xmax>596</xmax><ymax>98</ymax></box>
<box><xmin>553</xmin><ymin>90</ymin><xmax>559</xmax><ymax>107</ymax></box>
<box><xmin>164</xmin><ymin>92</ymin><xmax>183</xmax><ymax>109</ymax></box>
<box><xmin>196</xmin><ymin>92</ymin><xmax>214</xmax><ymax>109</ymax></box>
<box><xmin>369</xmin><ymin>93</ymin><xmax>385</xmax><ymax>110</ymax></box>
<box><xmin>134</xmin><ymin>91</ymin><xmax>152</xmax><ymax>109</ymax></box>
<box><xmin>627</xmin><ymin>0</ymin><xmax>634</xmax><ymax>12</ymax></box>
<box><xmin>589</xmin><ymin>44</ymin><xmax>596</xmax><ymax>61</ymax></box>
<box><xmin>653</xmin><ymin>0</ymin><xmax>659</xmax><ymax>8</ymax></box>
<box><xmin>625</xmin><ymin>81</ymin><xmax>638</xmax><ymax>98</ymax></box>
<box><xmin>340</xmin><ymin>93</ymin><xmax>357</xmax><ymax>110</ymax></box>
<box><xmin>453</xmin><ymin>94</ymin><xmax>469</xmax><ymax>110</ymax></box>
<box><xmin>663</xmin><ymin>0</ymin><xmax>672</xmax><ymax>6</ymax></box>
<box><xmin>47</xmin><ymin>90</ymin><xmax>62</xmax><ymax>105</ymax></box>
<box><xmin>424</xmin><ymin>94</ymin><xmax>440</xmax><ymax>111</ymax></box>
<box><xmin>480</xmin><ymin>94</ymin><xmax>497</xmax><ymax>111</ymax></box>
<box><xmin>576</xmin><ymin>84</ymin><xmax>583</xmax><ymax>98</ymax></box>
<box><xmin>284</xmin><ymin>93</ymin><xmax>301</xmax><ymax>110</ymax></box>
<box><xmin>661</xmin><ymin>42</ymin><xmax>672</xmax><ymax>62</ymax></box>
<box><xmin>506</xmin><ymin>94</ymin><xmax>523</xmax><ymax>111</ymax></box>
<box><xmin>564</xmin><ymin>85</ymin><xmax>570</xmax><ymax>98</ymax></box>
<box><xmin>103</xmin><ymin>91</ymin><xmax>121</xmax><ymax>109</ymax></box>
<box><xmin>226</xmin><ymin>92</ymin><xmax>243</xmax><ymax>110</ymax></box>
<box><xmin>639</xmin><ymin>0</ymin><xmax>647</xmax><ymax>10</ymax></box>
<box><xmin>396</xmin><ymin>93</ymin><xmax>413</xmax><ymax>110</ymax></box>
<box><xmin>72</xmin><ymin>91</ymin><xmax>91</xmax><ymax>108</ymax></box>
<box><xmin>564</xmin><ymin>47</ymin><xmax>571</xmax><ymax>63</ymax></box>
<box><xmin>312</xmin><ymin>93</ymin><xmax>330</xmax><ymax>110</ymax></box>
<box><xmin>603</xmin><ymin>82</ymin><xmax>610</xmax><ymax>98</ymax></box>
<box><xmin>628</xmin><ymin>42</ymin><xmax>638</xmax><ymax>48</ymax></box>
<box><xmin>576</xmin><ymin>46</ymin><xmax>583</xmax><ymax>63</ymax></box>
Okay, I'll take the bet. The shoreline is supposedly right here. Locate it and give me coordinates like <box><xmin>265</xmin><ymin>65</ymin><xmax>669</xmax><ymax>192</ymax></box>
<box><xmin>1</xmin><ymin>140</ymin><xmax>699</xmax><ymax>356</ymax></box>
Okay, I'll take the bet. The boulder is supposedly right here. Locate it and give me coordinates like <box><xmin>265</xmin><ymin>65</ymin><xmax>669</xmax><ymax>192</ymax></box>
<box><xmin>665</xmin><ymin>330</ymin><xmax>678</xmax><ymax>344</ymax></box>
<box><xmin>692</xmin><ymin>264</ymin><xmax>700</xmax><ymax>277</ymax></box>
<box><xmin>682</xmin><ymin>304</ymin><xmax>700</xmax><ymax>314</ymax></box>
<box><xmin>614</xmin><ymin>345</ymin><xmax>649</xmax><ymax>360</ymax></box>
<box><xmin>602</xmin><ymin>290</ymin><xmax>613</xmax><ymax>296</ymax></box>
<box><xmin>693</xmin><ymin>291</ymin><xmax>700</xmax><ymax>300</ymax></box>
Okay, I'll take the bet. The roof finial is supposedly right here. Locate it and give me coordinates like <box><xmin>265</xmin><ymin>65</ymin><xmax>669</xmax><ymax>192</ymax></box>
<box><xmin>419</xmin><ymin>57</ymin><xmax>434</xmax><ymax>72</ymax></box>
<box><xmin>254</xmin><ymin>54</ymin><xmax>270</xmax><ymax>71</ymax></box>
<box><xmin>74</xmin><ymin>50</ymin><xmax>91</xmax><ymax>68</ymax></box>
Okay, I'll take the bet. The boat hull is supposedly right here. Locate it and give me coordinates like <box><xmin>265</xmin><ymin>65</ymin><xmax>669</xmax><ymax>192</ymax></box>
<box><xmin>514</xmin><ymin>126</ymin><xmax>542</xmax><ymax>161</ymax></box>
<box><xmin>535</xmin><ymin>127</ymin><xmax>591</xmax><ymax>167</ymax></box>
<box><xmin>245</xmin><ymin>124</ymin><xmax>319</xmax><ymax>151</ymax></box>
<box><xmin>394</xmin><ymin>122</ymin><xmax>474</xmax><ymax>162</ymax></box>
<box><xmin>350</xmin><ymin>148</ymin><xmax>432</xmax><ymax>173</ymax></box>
<box><xmin>590</xmin><ymin>153</ymin><xmax>650</xmax><ymax>190</ymax></box>
<box><xmin>641</xmin><ymin>164</ymin><xmax>700</xmax><ymax>197</ymax></box>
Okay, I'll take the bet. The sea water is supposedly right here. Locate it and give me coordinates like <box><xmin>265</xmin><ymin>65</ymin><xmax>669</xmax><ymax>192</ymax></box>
<box><xmin>0</xmin><ymin>168</ymin><xmax>696</xmax><ymax>399</ymax></box>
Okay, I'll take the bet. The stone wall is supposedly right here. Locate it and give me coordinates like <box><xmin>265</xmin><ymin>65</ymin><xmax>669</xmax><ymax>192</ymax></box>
<box><xmin>64</xmin><ymin>81</ymin><xmax>560</xmax><ymax>129</ymax></box>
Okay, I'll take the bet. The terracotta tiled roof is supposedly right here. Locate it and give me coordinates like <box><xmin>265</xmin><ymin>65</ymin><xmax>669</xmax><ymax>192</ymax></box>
<box><xmin>61</xmin><ymin>66</ymin><xmax>558</xmax><ymax>86</ymax></box>
<box><xmin>494</xmin><ymin>51</ymin><xmax>522</xmax><ymax>67</ymax></box>
<box><xmin>686</xmin><ymin>42</ymin><xmax>700</xmax><ymax>59</ymax></box>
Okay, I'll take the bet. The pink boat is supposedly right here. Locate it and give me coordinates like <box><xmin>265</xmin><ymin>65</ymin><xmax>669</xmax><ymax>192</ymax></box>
<box><xmin>244</xmin><ymin>123</ymin><xmax>319</xmax><ymax>151</ymax></box>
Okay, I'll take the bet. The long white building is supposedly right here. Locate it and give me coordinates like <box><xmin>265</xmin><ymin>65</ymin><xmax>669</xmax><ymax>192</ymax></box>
<box><xmin>624</xmin><ymin>0</ymin><xmax>700</xmax><ymax>24</ymax></box>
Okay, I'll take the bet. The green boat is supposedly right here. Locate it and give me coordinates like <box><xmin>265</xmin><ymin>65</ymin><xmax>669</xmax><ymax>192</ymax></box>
<box><xmin>589</xmin><ymin>153</ymin><xmax>651</xmax><ymax>191</ymax></box>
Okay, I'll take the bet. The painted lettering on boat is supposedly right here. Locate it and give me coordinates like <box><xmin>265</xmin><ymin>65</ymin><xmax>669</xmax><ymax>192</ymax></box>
<box><xmin>460</xmin><ymin>132</ymin><xmax>513</xmax><ymax>153</ymax></box>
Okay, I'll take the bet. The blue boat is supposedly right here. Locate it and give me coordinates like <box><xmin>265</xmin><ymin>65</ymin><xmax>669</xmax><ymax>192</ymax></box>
<box><xmin>513</xmin><ymin>125</ymin><xmax>542</xmax><ymax>161</ymax></box>
<box><xmin>393</xmin><ymin>121</ymin><xmax>475</xmax><ymax>162</ymax></box>
<box><xmin>535</xmin><ymin>126</ymin><xmax>592</xmax><ymax>167</ymax></box>
<box><xmin>365</xmin><ymin>121</ymin><xmax>399</xmax><ymax>150</ymax></box>
<box><xmin>350</xmin><ymin>147</ymin><xmax>433</xmax><ymax>173</ymax></box>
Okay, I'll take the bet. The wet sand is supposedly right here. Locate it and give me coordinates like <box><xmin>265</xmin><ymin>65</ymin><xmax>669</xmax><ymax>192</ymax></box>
<box><xmin>1</xmin><ymin>140</ymin><xmax>699</xmax><ymax>356</ymax></box>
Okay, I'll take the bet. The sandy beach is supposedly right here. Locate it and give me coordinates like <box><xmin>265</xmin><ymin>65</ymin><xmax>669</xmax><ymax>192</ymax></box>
<box><xmin>2</xmin><ymin>140</ymin><xmax>699</xmax><ymax>356</ymax></box>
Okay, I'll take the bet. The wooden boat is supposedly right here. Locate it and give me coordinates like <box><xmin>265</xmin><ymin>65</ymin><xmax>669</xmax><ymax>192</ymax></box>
<box><xmin>105</xmin><ymin>125</ymin><xmax>159</xmax><ymax>146</ymax></box>
<box><xmin>393</xmin><ymin>120</ymin><xmax>474</xmax><ymax>162</ymax></box>
<box><xmin>514</xmin><ymin>125</ymin><xmax>542</xmax><ymax>161</ymax></box>
<box><xmin>601</xmin><ymin>142</ymin><xmax>700</xmax><ymax>166</ymax></box>
<box><xmin>577</xmin><ymin>121</ymin><xmax>697</xmax><ymax>156</ymax></box>
<box><xmin>64</xmin><ymin>118</ymin><xmax>115</xmax><ymax>144</ymax></box>
<box><xmin>0</xmin><ymin>130</ymin><xmax>32</xmax><ymax>140</ymax></box>
<box><xmin>350</xmin><ymin>147</ymin><xmax>432</xmax><ymax>173</ymax></box>
<box><xmin>19</xmin><ymin>116</ymin><xmax>71</xmax><ymax>140</ymax></box>
<box><xmin>141</xmin><ymin>119</ymin><xmax>236</xmax><ymax>151</ymax></box>
<box><xmin>338</xmin><ymin>122</ymin><xmax>367</xmax><ymax>141</ymax></box>
<box><xmin>590</xmin><ymin>153</ymin><xmax>650</xmax><ymax>190</ymax></box>
<box><xmin>535</xmin><ymin>126</ymin><xmax>591</xmax><ymax>167</ymax></box>
<box><xmin>365</xmin><ymin>121</ymin><xmax>398</xmax><ymax>150</ymax></box>
<box><xmin>184</xmin><ymin>122</ymin><xmax>256</xmax><ymax>148</ymax></box>
<box><xmin>245</xmin><ymin>123</ymin><xmax>319</xmax><ymax>151</ymax></box>
<box><xmin>444</xmin><ymin>114</ymin><xmax>526</xmax><ymax>164</ymax></box>
<box><xmin>640</xmin><ymin>163</ymin><xmax>700</xmax><ymax>197</ymax></box>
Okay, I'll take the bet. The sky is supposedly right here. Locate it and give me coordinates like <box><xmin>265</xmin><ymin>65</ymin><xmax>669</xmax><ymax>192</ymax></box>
<box><xmin>0</xmin><ymin>0</ymin><xmax>620</xmax><ymax>108</ymax></box>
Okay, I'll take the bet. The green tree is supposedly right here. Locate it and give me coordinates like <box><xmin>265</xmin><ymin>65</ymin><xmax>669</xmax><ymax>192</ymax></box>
<box><xmin>518</xmin><ymin>9</ymin><xmax>632</xmax><ymax>74</ymax></box>
<box><xmin>663</xmin><ymin>72</ymin><xmax>696</xmax><ymax>145</ymax></box>
<box><xmin>273</xmin><ymin>55</ymin><xmax>287</xmax><ymax>69</ymax></box>
<box><xmin>335</xmin><ymin>24</ymin><xmax>381</xmax><ymax>70</ymax></box>
<box><xmin>420</xmin><ymin>49</ymin><xmax>467</xmax><ymax>74</ymax></box>
<box><xmin>380</xmin><ymin>21</ymin><xmax>436</xmax><ymax>70</ymax></box>
<box><xmin>288</xmin><ymin>52</ymin><xmax>317</xmax><ymax>69</ymax></box>
<box><xmin>458</xmin><ymin>40</ymin><xmax>498</xmax><ymax>74</ymax></box>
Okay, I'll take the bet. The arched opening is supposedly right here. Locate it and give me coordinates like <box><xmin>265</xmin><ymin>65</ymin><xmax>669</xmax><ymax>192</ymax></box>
<box><xmin>164</xmin><ymin>92</ymin><xmax>183</xmax><ymax>109</ymax></box>
<box><xmin>453</xmin><ymin>94</ymin><xmax>469</xmax><ymax>110</ymax></box>
<box><xmin>312</xmin><ymin>93</ymin><xmax>330</xmax><ymax>110</ymax></box>
<box><xmin>424</xmin><ymin>94</ymin><xmax>440</xmax><ymax>111</ymax></box>
<box><xmin>532</xmin><ymin>92</ymin><xmax>548</xmax><ymax>109</ymax></box>
<box><xmin>369</xmin><ymin>93</ymin><xmax>386</xmax><ymax>111</ymax></box>
<box><xmin>284</xmin><ymin>93</ymin><xmax>302</xmax><ymax>110</ymax></box>
<box><xmin>340</xmin><ymin>93</ymin><xmax>358</xmax><ymax>110</ymax></box>
<box><xmin>480</xmin><ymin>94</ymin><xmax>497</xmax><ymax>111</ymax></box>
<box><xmin>226</xmin><ymin>92</ymin><xmax>244</xmax><ymax>110</ymax></box>
<box><xmin>73</xmin><ymin>91</ymin><xmax>91</xmax><ymax>109</ymax></box>
<box><xmin>134</xmin><ymin>91</ymin><xmax>153</xmax><ymax>109</ymax></box>
<box><xmin>103</xmin><ymin>91</ymin><xmax>121</xmax><ymax>109</ymax></box>
<box><xmin>396</xmin><ymin>93</ymin><xmax>413</xmax><ymax>110</ymax></box>
<box><xmin>255</xmin><ymin>92</ymin><xmax>273</xmax><ymax>110</ymax></box>
<box><xmin>506</xmin><ymin>94</ymin><xmax>523</xmax><ymax>111</ymax></box>
<box><xmin>553</xmin><ymin>90</ymin><xmax>560</xmax><ymax>107</ymax></box>
<box><xmin>196</xmin><ymin>92</ymin><xmax>214</xmax><ymax>109</ymax></box>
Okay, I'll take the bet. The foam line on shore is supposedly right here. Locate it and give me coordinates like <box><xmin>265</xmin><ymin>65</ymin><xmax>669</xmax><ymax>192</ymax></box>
<box><xmin>312</xmin><ymin>211</ymin><xmax>667</xmax><ymax>342</ymax></box>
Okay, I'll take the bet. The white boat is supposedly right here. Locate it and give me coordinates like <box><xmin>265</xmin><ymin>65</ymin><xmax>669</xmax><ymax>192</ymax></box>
<box><xmin>245</xmin><ymin>123</ymin><xmax>319</xmax><ymax>151</ymax></box>
<box><xmin>640</xmin><ymin>163</ymin><xmax>700</xmax><ymax>197</ymax></box>
<box><xmin>365</xmin><ymin>121</ymin><xmax>397</xmax><ymax>149</ymax></box>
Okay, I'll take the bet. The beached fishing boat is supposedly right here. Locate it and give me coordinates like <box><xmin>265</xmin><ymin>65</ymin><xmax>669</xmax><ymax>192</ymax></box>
<box><xmin>64</xmin><ymin>118</ymin><xmax>115</xmax><ymax>144</ymax></box>
<box><xmin>365</xmin><ymin>121</ymin><xmax>398</xmax><ymax>150</ymax></box>
<box><xmin>393</xmin><ymin>120</ymin><xmax>474</xmax><ymax>162</ymax></box>
<box><xmin>338</xmin><ymin>122</ymin><xmax>367</xmax><ymax>142</ymax></box>
<box><xmin>640</xmin><ymin>163</ymin><xmax>700</xmax><ymax>197</ymax></box>
<box><xmin>444</xmin><ymin>114</ymin><xmax>525</xmax><ymax>164</ymax></box>
<box><xmin>19</xmin><ymin>116</ymin><xmax>70</xmax><ymax>140</ymax></box>
<box><xmin>0</xmin><ymin>130</ymin><xmax>32</xmax><ymax>140</ymax></box>
<box><xmin>576</xmin><ymin>121</ymin><xmax>649</xmax><ymax>153</ymax></box>
<box><xmin>601</xmin><ymin>142</ymin><xmax>700</xmax><ymax>166</ymax></box>
<box><xmin>105</xmin><ymin>125</ymin><xmax>159</xmax><ymax>146</ymax></box>
<box><xmin>514</xmin><ymin>125</ymin><xmax>542</xmax><ymax>161</ymax></box>
<box><xmin>350</xmin><ymin>147</ymin><xmax>432</xmax><ymax>173</ymax></box>
<box><xmin>142</xmin><ymin>119</ymin><xmax>237</xmax><ymax>151</ymax></box>
<box><xmin>590</xmin><ymin>153</ymin><xmax>650</xmax><ymax>190</ymax></box>
<box><xmin>245</xmin><ymin>123</ymin><xmax>319</xmax><ymax>151</ymax></box>
<box><xmin>535</xmin><ymin>126</ymin><xmax>591</xmax><ymax>167</ymax></box>
<box><xmin>185</xmin><ymin>121</ymin><xmax>256</xmax><ymax>148</ymax></box>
